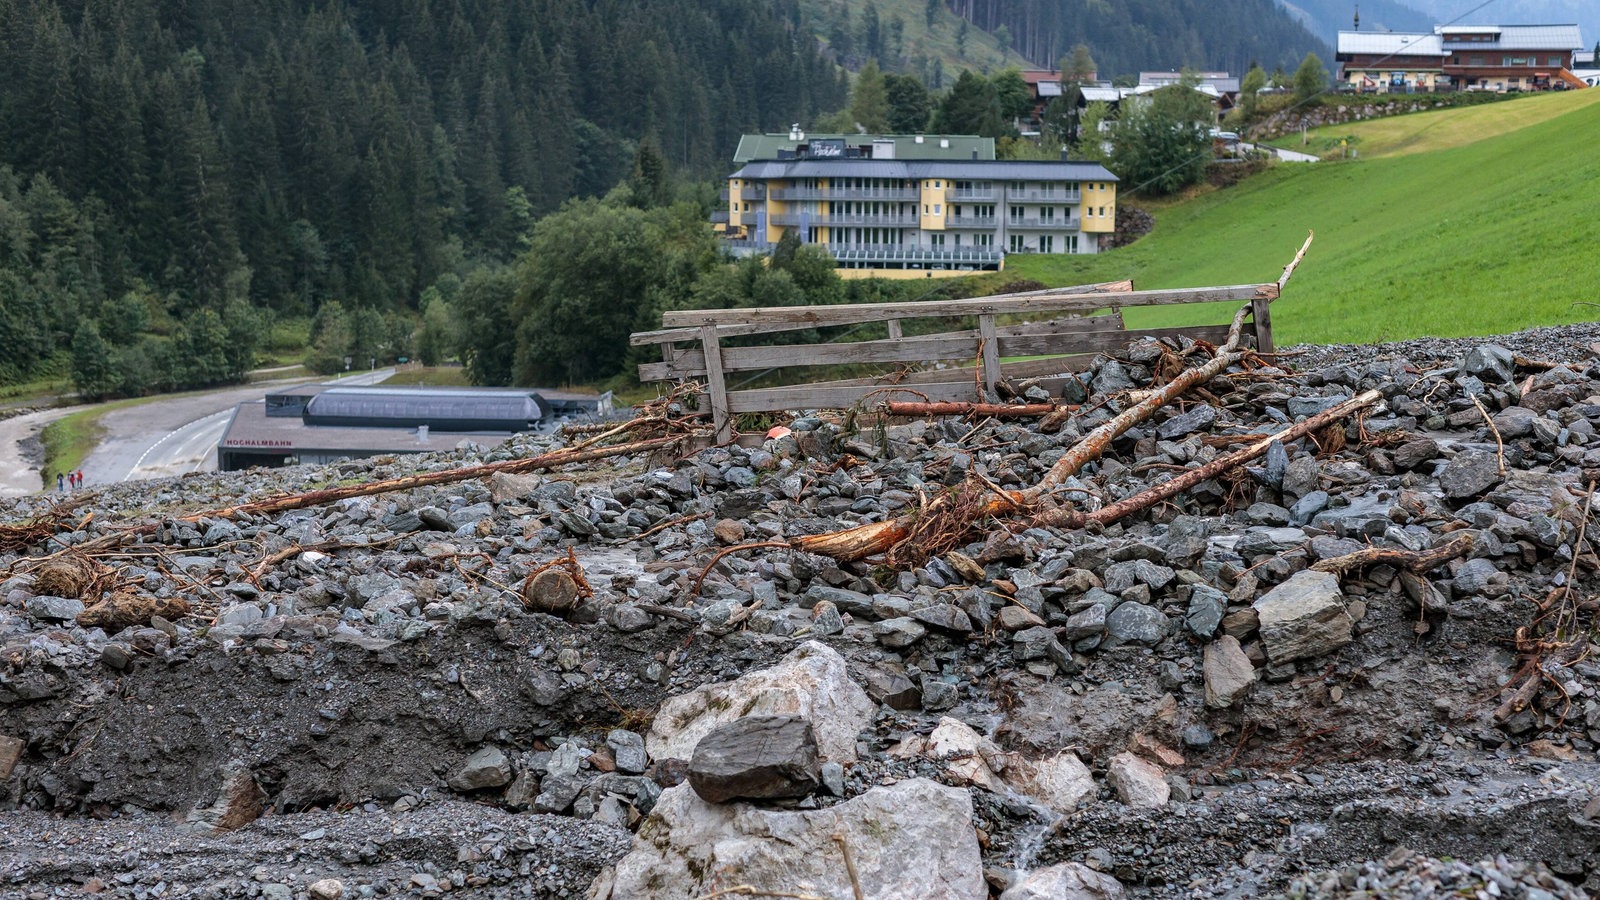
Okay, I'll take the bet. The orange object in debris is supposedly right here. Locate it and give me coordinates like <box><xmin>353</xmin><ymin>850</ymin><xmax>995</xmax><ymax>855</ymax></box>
<box><xmin>766</xmin><ymin>425</ymin><xmax>791</xmax><ymax>440</ymax></box>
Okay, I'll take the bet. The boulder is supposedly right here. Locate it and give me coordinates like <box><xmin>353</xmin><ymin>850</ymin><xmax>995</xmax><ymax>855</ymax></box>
<box><xmin>1107</xmin><ymin>752</ymin><xmax>1169</xmax><ymax>809</ymax></box>
<box><xmin>1001</xmin><ymin>863</ymin><xmax>1125</xmax><ymax>900</ymax></box>
<box><xmin>1203</xmin><ymin>635</ymin><xmax>1255</xmax><ymax>708</ymax></box>
<box><xmin>647</xmin><ymin>642</ymin><xmax>873</xmax><ymax>764</ymax></box>
<box><xmin>1252</xmin><ymin>571</ymin><xmax>1353</xmax><ymax>664</ymax></box>
<box><xmin>598</xmin><ymin>778</ymin><xmax>985</xmax><ymax>900</ymax></box>
<box><xmin>926</xmin><ymin>718</ymin><xmax>1091</xmax><ymax>813</ymax></box>
<box><xmin>447</xmin><ymin>745</ymin><xmax>513</xmax><ymax>791</ymax></box>
<box><xmin>1440</xmin><ymin>450</ymin><xmax>1504</xmax><ymax>501</ymax></box>
<box><xmin>1462</xmin><ymin>344</ymin><xmax>1514</xmax><ymax>384</ymax></box>
<box><xmin>688</xmin><ymin>716</ymin><xmax>821</xmax><ymax>804</ymax></box>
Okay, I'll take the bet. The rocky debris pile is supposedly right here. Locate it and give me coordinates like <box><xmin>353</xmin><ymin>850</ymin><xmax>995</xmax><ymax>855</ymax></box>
<box><xmin>3</xmin><ymin>325</ymin><xmax>1600</xmax><ymax>897</ymax></box>
<box><xmin>1288</xmin><ymin>848</ymin><xmax>1590</xmax><ymax>899</ymax></box>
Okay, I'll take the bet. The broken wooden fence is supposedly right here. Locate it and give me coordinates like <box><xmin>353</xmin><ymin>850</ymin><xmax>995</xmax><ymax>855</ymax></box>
<box><xmin>631</xmin><ymin>278</ymin><xmax>1277</xmax><ymax>441</ymax></box>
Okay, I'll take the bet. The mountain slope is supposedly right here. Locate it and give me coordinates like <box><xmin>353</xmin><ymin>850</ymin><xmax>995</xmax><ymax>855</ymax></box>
<box><xmin>1275</xmin><ymin>0</ymin><xmax>1434</xmax><ymax>45</ymax></box>
<box><xmin>1001</xmin><ymin>92</ymin><xmax>1600</xmax><ymax>345</ymax></box>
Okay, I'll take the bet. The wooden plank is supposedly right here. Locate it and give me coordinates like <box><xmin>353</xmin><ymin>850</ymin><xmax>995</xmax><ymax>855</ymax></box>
<box><xmin>700</xmin><ymin>325</ymin><xmax>731</xmax><ymax>442</ymax></box>
<box><xmin>726</xmin><ymin>380</ymin><xmax>980</xmax><ymax>414</ymax></box>
<box><xmin>886</xmin><ymin>319</ymin><xmax>903</xmax><ymax>340</ymax></box>
<box><xmin>978</xmin><ymin>315</ymin><xmax>1000</xmax><ymax>402</ymax></box>
<box><xmin>1251</xmin><ymin>295</ymin><xmax>1274</xmax><ymax>353</ymax></box>
<box><xmin>642</xmin><ymin>282</ymin><xmax>1272</xmax><ymax>341</ymax></box>
<box><xmin>630</xmin><ymin>279</ymin><xmax>1137</xmax><ymax>345</ymax></box>
<box><xmin>636</xmin><ymin>312</ymin><xmax>1126</xmax><ymax>381</ymax></box>
<box><xmin>996</xmin><ymin>323</ymin><xmax>1233</xmax><ymax>358</ymax></box>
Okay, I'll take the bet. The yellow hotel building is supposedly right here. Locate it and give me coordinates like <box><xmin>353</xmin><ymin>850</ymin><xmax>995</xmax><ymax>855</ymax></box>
<box><xmin>716</xmin><ymin>131</ymin><xmax>1118</xmax><ymax>276</ymax></box>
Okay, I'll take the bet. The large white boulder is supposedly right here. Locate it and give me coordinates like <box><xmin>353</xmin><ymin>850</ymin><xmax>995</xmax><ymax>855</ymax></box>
<box><xmin>595</xmin><ymin>778</ymin><xmax>986</xmax><ymax>900</ymax></box>
<box><xmin>927</xmin><ymin>717</ymin><xmax>1093</xmax><ymax>813</ymax></box>
<box><xmin>1001</xmin><ymin>862</ymin><xmax>1125</xmax><ymax>900</ymax></box>
<box><xmin>646</xmin><ymin>641</ymin><xmax>874</xmax><ymax>764</ymax></box>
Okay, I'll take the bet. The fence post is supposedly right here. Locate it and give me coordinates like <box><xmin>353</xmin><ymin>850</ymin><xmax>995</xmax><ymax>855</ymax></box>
<box><xmin>886</xmin><ymin>319</ymin><xmax>903</xmax><ymax>340</ymax></box>
<box><xmin>978</xmin><ymin>314</ymin><xmax>1000</xmax><ymax>401</ymax></box>
<box><xmin>699</xmin><ymin>325</ymin><xmax>732</xmax><ymax>442</ymax></box>
<box><xmin>1250</xmin><ymin>295</ymin><xmax>1275</xmax><ymax>353</ymax></box>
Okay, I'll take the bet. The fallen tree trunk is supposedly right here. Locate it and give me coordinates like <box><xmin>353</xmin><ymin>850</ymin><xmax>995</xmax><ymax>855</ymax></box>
<box><xmin>1035</xmin><ymin>390</ymin><xmax>1382</xmax><ymax>529</ymax></box>
<box><xmin>1311</xmin><ymin>531</ymin><xmax>1475</xmax><ymax>578</ymax></box>
<box><xmin>792</xmin><ymin>231</ymin><xmax>1315</xmax><ymax>565</ymax></box>
<box><xmin>885</xmin><ymin>401</ymin><xmax>1061</xmax><ymax>418</ymax></box>
<box><xmin>16</xmin><ymin>435</ymin><xmax>685</xmax><ymax>562</ymax></box>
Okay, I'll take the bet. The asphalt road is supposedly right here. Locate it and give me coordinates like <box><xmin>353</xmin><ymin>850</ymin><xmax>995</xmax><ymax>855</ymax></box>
<box><xmin>0</xmin><ymin>369</ymin><xmax>393</xmax><ymax>497</ymax></box>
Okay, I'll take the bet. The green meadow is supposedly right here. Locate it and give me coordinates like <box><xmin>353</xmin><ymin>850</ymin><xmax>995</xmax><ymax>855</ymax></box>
<box><xmin>1000</xmin><ymin>90</ymin><xmax>1600</xmax><ymax>346</ymax></box>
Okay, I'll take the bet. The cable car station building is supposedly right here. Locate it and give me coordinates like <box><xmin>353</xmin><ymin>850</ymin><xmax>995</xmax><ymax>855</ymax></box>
<box><xmin>216</xmin><ymin>385</ymin><xmax>611</xmax><ymax>471</ymax></box>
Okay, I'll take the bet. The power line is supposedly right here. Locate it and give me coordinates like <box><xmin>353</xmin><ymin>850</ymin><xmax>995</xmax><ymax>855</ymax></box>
<box><xmin>1121</xmin><ymin>0</ymin><xmax>1505</xmax><ymax>195</ymax></box>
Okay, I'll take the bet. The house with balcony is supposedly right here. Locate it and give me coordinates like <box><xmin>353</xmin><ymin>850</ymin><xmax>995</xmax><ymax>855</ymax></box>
<box><xmin>717</xmin><ymin>130</ymin><xmax>1117</xmax><ymax>277</ymax></box>
<box><xmin>1336</xmin><ymin>24</ymin><xmax>1587</xmax><ymax>92</ymax></box>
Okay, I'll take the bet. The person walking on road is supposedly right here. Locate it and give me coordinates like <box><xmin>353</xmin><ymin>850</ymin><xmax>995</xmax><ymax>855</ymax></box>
<box><xmin>56</xmin><ymin>472</ymin><xmax>65</xmax><ymax>492</ymax></box>
<box><xmin>75</xmin><ymin>469</ymin><xmax>84</xmax><ymax>489</ymax></box>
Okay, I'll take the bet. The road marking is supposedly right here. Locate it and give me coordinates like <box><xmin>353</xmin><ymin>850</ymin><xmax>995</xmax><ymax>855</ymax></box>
<box><xmin>129</xmin><ymin>409</ymin><xmax>235</xmax><ymax>477</ymax></box>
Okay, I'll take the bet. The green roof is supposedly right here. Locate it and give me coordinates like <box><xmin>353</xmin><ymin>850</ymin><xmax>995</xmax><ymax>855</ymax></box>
<box><xmin>731</xmin><ymin>133</ymin><xmax>996</xmax><ymax>163</ymax></box>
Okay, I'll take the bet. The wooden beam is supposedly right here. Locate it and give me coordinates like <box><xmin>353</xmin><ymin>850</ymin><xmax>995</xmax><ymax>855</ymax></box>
<box><xmin>637</xmin><ymin>282</ymin><xmax>1271</xmax><ymax>343</ymax></box>
<box><xmin>886</xmin><ymin>319</ymin><xmax>903</xmax><ymax>340</ymax></box>
<box><xmin>725</xmin><ymin>380</ymin><xmax>980</xmax><ymax>414</ymax></box>
<box><xmin>635</xmin><ymin>312</ymin><xmax>1125</xmax><ymax>381</ymax></box>
<box><xmin>978</xmin><ymin>315</ymin><xmax>1000</xmax><ymax>402</ymax></box>
<box><xmin>1251</xmin><ymin>294</ymin><xmax>1274</xmax><ymax>353</ymax></box>
<box><xmin>631</xmin><ymin>280</ymin><xmax>1137</xmax><ymax>346</ymax></box>
<box><xmin>700</xmin><ymin>325</ymin><xmax>731</xmax><ymax>442</ymax></box>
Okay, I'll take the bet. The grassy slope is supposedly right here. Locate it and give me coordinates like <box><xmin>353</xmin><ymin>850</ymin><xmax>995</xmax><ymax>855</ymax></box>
<box><xmin>1271</xmin><ymin>89</ymin><xmax>1600</xmax><ymax>158</ymax></box>
<box><xmin>1000</xmin><ymin>90</ymin><xmax>1600</xmax><ymax>346</ymax></box>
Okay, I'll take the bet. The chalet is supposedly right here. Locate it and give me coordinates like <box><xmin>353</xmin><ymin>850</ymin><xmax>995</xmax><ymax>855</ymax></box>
<box><xmin>1337</xmin><ymin>24</ymin><xmax>1587</xmax><ymax>92</ymax></box>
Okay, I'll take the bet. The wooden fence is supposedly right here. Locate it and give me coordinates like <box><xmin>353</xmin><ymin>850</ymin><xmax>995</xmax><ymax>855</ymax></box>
<box><xmin>631</xmin><ymin>278</ymin><xmax>1277</xmax><ymax>441</ymax></box>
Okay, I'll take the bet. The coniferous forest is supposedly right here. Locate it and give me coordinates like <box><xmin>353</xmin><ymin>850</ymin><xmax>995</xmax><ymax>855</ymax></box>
<box><xmin>0</xmin><ymin>0</ymin><xmax>847</xmax><ymax>390</ymax></box>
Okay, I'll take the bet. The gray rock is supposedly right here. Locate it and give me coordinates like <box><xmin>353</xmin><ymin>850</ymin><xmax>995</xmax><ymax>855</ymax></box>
<box><xmin>534</xmin><ymin>774</ymin><xmax>585</xmax><ymax>813</ymax></box>
<box><xmin>820</xmin><ymin>761</ymin><xmax>847</xmax><ymax>796</ymax></box>
<box><xmin>800</xmin><ymin>585</ymin><xmax>875</xmax><ymax>618</ymax></box>
<box><xmin>1282</xmin><ymin>455</ymin><xmax>1320</xmax><ymax>499</ymax></box>
<box><xmin>1492</xmin><ymin>406</ymin><xmax>1537</xmax><ymax>439</ymax></box>
<box><xmin>863</xmin><ymin>668</ymin><xmax>922</xmax><ymax>710</ymax></box>
<box><xmin>1001</xmin><ymin>862</ymin><xmax>1125</xmax><ymax>900</ymax></box>
<box><xmin>606</xmin><ymin>603</ymin><xmax>654</xmax><ymax>633</ymax></box>
<box><xmin>920</xmin><ymin>677</ymin><xmax>959</xmax><ymax>711</ymax></box>
<box><xmin>1185</xmin><ymin>584</ymin><xmax>1227</xmax><ymax>639</ymax></box>
<box><xmin>1263</xmin><ymin>440</ymin><xmax>1290</xmax><ymax>489</ymax></box>
<box><xmin>1463</xmin><ymin>344</ymin><xmax>1515</xmax><ymax>384</ymax></box>
<box><xmin>1454</xmin><ymin>558</ymin><xmax>1508</xmax><ymax>596</ymax></box>
<box><xmin>996</xmin><ymin>605</ymin><xmax>1046</xmax><ymax>631</ymax></box>
<box><xmin>608</xmin><ymin>730</ymin><xmax>649</xmax><ymax>775</ymax></box>
<box><xmin>1104</xmin><ymin>601</ymin><xmax>1170</xmax><ymax>645</ymax></box>
<box><xmin>1013</xmin><ymin>625</ymin><xmax>1061</xmax><ymax>661</ymax></box>
<box><xmin>1093</xmin><ymin>360</ymin><xmax>1136</xmax><ymax>393</ymax></box>
<box><xmin>1288</xmin><ymin>490</ymin><xmax>1330</xmax><ymax>526</ymax></box>
<box><xmin>1391</xmin><ymin>437</ymin><xmax>1439</xmax><ymax>470</ymax></box>
<box><xmin>218</xmin><ymin>603</ymin><xmax>262</xmax><ymax>627</ymax></box>
<box><xmin>1102</xmin><ymin>559</ymin><xmax>1175</xmax><ymax>593</ymax></box>
<box><xmin>1440</xmin><ymin>450</ymin><xmax>1504</xmax><ymax>501</ymax></box>
<box><xmin>26</xmin><ymin>596</ymin><xmax>84</xmax><ymax>622</ymax></box>
<box><xmin>448</xmin><ymin>745</ymin><xmax>513</xmax><ymax>791</ymax></box>
<box><xmin>605</xmin><ymin>778</ymin><xmax>984</xmax><ymax>900</ymax></box>
<box><xmin>873</xmin><ymin>617</ymin><xmax>927</xmax><ymax>648</ymax></box>
<box><xmin>1246</xmin><ymin>502</ymin><xmax>1291</xmax><ymax>526</ymax></box>
<box><xmin>809</xmin><ymin>600</ymin><xmax>844</xmax><ymax>636</ymax></box>
<box><xmin>1288</xmin><ymin>395</ymin><xmax>1343</xmax><ymax>418</ymax></box>
<box><xmin>911</xmin><ymin>603</ymin><xmax>973</xmax><ymax>634</ymax></box>
<box><xmin>1253</xmin><ymin>570</ymin><xmax>1353</xmax><ymax>664</ymax></box>
<box><xmin>1107</xmin><ymin>752</ymin><xmax>1169</xmax><ymax>809</ymax></box>
<box><xmin>687</xmin><ymin>715</ymin><xmax>821</xmax><ymax>803</ymax></box>
<box><xmin>1157</xmin><ymin>405</ymin><xmax>1216</xmax><ymax>440</ymax></box>
<box><xmin>1063</xmin><ymin>603</ymin><xmax>1108</xmax><ymax>640</ymax></box>
<box><xmin>1204</xmin><ymin>635</ymin><xmax>1255</xmax><ymax>708</ymax></box>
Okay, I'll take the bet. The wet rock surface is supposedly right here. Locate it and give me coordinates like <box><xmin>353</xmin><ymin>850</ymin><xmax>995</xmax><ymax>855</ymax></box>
<box><xmin>4</xmin><ymin>324</ymin><xmax>1600</xmax><ymax>897</ymax></box>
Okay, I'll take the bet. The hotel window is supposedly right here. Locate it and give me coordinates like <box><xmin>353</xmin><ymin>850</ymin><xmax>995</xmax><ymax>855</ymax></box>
<box><xmin>1040</xmin><ymin>236</ymin><xmax>1054</xmax><ymax>253</ymax></box>
<box><xmin>1009</xmin><ymin>205</ymin><xmax>1024</xmax><ymax>223</ymax></box>
<box><xmin>976</xmin><ymin>234</ymin><xmax>993</xmax><ymax>248</ymax></box>
<box><xmin>1040</xmin><ymin>207</ymin><xmax>1055</xmax><ymax>223</ymax></box>
<box><xmin>934</xmin><ymin>204</ymin><xmax>941</xmax><ymax>214</ymax></box>
<box><xmin>1009</xmin><ymin>234</ymin><xmax>1025</xmax><ymax>252</ymax></box>
<box><xmin>1099</xmin><ymin>206</ymin><xmax>1107</xmax><ymax>217</ymax></box>
<box><xmin>930</xmin><ymin>234</ymin><xmax>945</xmax><ymax>247</ymax></box>
<box><xmin>1065</xmin><ymin>235</ymin><xmax>1079</xmax><ymax>253</ymax></box>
